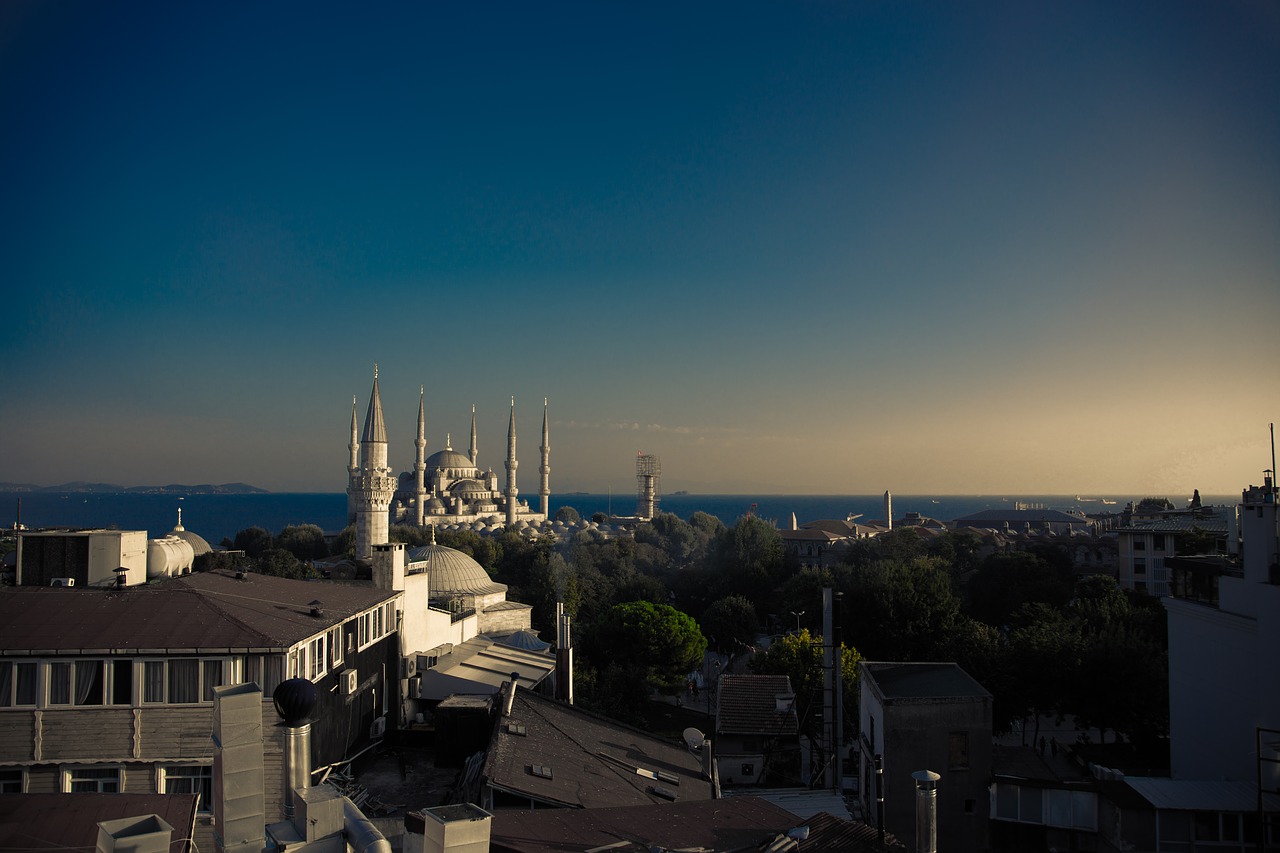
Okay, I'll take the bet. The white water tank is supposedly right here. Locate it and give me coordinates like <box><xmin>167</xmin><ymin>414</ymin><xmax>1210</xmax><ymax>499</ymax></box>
<box><xmin>147</xmin><ymin>535</ymin><xmax>195</xmax><ymax>579</ymax></box>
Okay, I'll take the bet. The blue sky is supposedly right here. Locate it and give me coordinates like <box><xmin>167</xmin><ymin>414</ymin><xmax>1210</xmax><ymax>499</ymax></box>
<box><xmin>2</xmin><ymin>1</ymin><xmax>1277</xmax><ymax>495</ymax></box>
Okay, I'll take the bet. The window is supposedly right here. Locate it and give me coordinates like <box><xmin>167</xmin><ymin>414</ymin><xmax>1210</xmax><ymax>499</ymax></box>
<box><xmin>1133</xmin><ymin>539</ymin><xmax>1146</xmax><ymax>552</ymax></box>
<box><xmin>329</xmin><ymin>628</ymin><xmax>343</xmax><ymax>667</ymax></box>
<box><xmin>949</xmin><ymin>731</ymin><xmax>970</xmax><ymax>769</ymax></box>
<box><xmin>0</xmin><ymin>768</ymin><xmax>24</xmax><ymax>794</ymax></box>
<box><xmin>244</xmin><ymin>655</ymin><xmax>285</xmax><ymax>695</ymax></box>
<box><xmin>0</xmin><ymin>662</ymin><xmax>37</xmax><ymax>707</ymax></box>
<box><xmin>299</xmin><ymin>635</ymin><xmax>328</xmax><ymax>681</ymax></box>
<box><xmin>1134</xmin><ymin>558</ymin><xmax>1147</xmax><ymax>575</ymax></box>
<box><xmin>160</xmin><ymin>765</ymin><xmax>213</xmax><ymax>813</ymax></box>
<box><xmin>740</xmin><ymin>763</ymin><xmax>755</xmax><ymax>777</ymax></box>
<box><xmin>48</xmin><ymin>660</ymin><xmax>104</xmax><ymax>706</ymax></box>
<box><xmin>112</xmin><ymin>660</ymin><xmax>133</xmax><ymax>705</ymax></box>
<box><xmin>65</xmin><ymin>766</ymin><xmax>120</xmax><ymax>793</ymax></box>
<box><xmin>143</xmin><ymin>659</ymin><xmax>223</xmax><ymax>704</ymax></box>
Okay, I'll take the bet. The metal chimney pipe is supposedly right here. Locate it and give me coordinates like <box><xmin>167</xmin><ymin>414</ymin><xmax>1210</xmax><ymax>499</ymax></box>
<box><xmin>503</xmin><ymin>673</ymin><xmax>520</xmax><ymax>716</ymax></box>
<box><xmin>282</xmin><ymin>722</ymin><xmax>312</xmax><ymax>820</ymax></box>
<box><xmin>912</xmin><ymin>770</ymin><xmax>941</xmax><ymax>853</ymax></box>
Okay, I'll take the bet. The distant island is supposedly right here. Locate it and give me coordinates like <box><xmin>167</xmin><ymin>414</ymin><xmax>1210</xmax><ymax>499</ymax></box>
<box><xmin>0</xmin><ymin>482</ymin><xmax>269</xmax><ymax>495</ymax></box>
<box><xmin>670</xmin><ymin>490</ymin><xmax>689</xmax><ymax>495</ymax></box>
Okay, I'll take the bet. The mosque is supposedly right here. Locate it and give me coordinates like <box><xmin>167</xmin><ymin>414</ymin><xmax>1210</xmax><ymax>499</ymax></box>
<box><xmin>346</xmin><ymin>367</ymin><xmax>550</xmax><ymax>560</ymax></box>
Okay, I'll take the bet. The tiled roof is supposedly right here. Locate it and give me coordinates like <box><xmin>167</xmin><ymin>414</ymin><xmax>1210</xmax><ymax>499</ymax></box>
<box><xmin>0</xmin><ymin>793</ymin><xmax>198</xmax><ymax>851</ymax></box>
<box><xmin>0</xmin><ymin>570</ymin><xmax>397</xmax><ymax>654</ymax></box>
<box><xmin>1118</xmin><ymin>514</ymin><xmax>1229</xmax><ymax>534</ymax></box>
<box><xmin>488</xmin><ymin>796</ymin><xmax>800</xmax><ymax>853</ymax></box>
<box><xmin>716</xmin><ymin>674</ymin><xmax>799</xmax><ymax>736</ymax></box>
<box><xmin>483</xmin><ymin>688</ymin><xmax>713</xmax><ymax>808</ymax></box>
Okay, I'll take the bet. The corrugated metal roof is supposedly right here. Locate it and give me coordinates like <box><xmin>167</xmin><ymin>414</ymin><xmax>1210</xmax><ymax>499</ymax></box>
<box><xmin>722</xmin><ymin>787</ymin><xmax>855</xmax><ymax>821</ymax></box>
<box><xmin>1123</xmin><ymin>776</ymin><xmax>1280</xmax><ymax>812</ymax></box>
<box><xmin>0</xmin><ymin>570</ymin><xmax>397</xmax><ymax>653</ymax></box>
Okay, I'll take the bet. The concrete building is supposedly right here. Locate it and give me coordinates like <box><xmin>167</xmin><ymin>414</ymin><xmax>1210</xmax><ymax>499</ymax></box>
<box><xmin>1163</xmin><ymin>473</ymin><xmax>1280</xmax><ymax>786</ymax></box>
<box><xmin>0</xmin><ymin>570</ymin><xmax>400</xmax><ymax>853</ymax></box>
<box><xmin>858</xmin><ymin>661</ymin><xmax>993</xmax><ymax>853</ymax></box>
<box><xmin>15</xmin><ymin>528</ymin><xmax>148</xmax><ymax>588</ymax></box>
<box><xmin>346</xmin><ymin>367</ymin><xmax>549</xmax><ymax>561</ymax></box>
<box><xmin>1115</xmin><ymin>505</ymin><xmax>1232</xmax><ymax>597</ymax></box>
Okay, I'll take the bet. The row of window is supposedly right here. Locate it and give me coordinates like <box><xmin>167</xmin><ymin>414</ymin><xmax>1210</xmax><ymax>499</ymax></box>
<box><xmin>0</xmin><ymin>602</ymin><xmax>396</xmax><ymax>708</ymax></box>
<box><xmin>0</xmin><ymin>764</ymin><xmax>213</xmax><ymax>812</ymax></box>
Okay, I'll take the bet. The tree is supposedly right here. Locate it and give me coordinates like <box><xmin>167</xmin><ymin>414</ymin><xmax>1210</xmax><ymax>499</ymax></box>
<box><xmin>712</xmin><ymin>515</ymin><xmax>785</xmax><ymax>610</ymax></box>
<box><xmin>965</xmin><ymin>551</ymin><xmax>1074</xmax><ymax>628</ymax></box>
<box><xmin>276</xmin><ymin>524</ymin><xmax>328</xmax><ymax>561</ymax></box>
<box><xmin>750</xmin><ymin>629</ymin><xmax>861</xmax><ymax>738</ymax></box>
<box><xmin>233</xmin><ymin>526</ymin><xmax>273</xmax><ymax>559</ymax></box>
<box><xmin>554</xmin><ymin>506</ymin><xmax>581</xmax><ymax>525</ymax></box>
<box><xmin>842</xmin><ymin>557</ymin><xmax>963</xmax><ymax>662</ymax></box>
<box><xmin>588</xmin><ymin>601</ymin><xmax>707</xmax><ymax>693</ymax></box>
<box><xmin>700</xmin><ymin>595</ymin><xmax>758</xmax><ymax>653</ymax></box>
<box><xmin>254</xmin><ymin>548</ymin><xmax>310</xmax><ymax>580</ymax></box>
<box><xmin>329</xmin><ymin>525</ymin><xmax>355</xmax><ymax>558</ymax></box>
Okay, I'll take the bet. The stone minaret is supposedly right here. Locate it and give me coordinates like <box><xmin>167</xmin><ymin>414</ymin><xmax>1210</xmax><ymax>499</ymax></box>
<box><xmin>469</xmin><ymin>404</ymin><xmax>478</xmax><ymax>465</ymax></box>
<box><xmin>505</xmin><ymin>397</ymin><xmax>519</xmax><ymax>525</ymax></box>
<box><xmin>346</xmin><ymin>396</ymin><xmax>359</xmax><ymax>523</ymax></box>
<box><xmin>884</xmin><ymin>490</ymin><xmax>893</xmax><ymax>531</ymax></box>
<box><xmin>539</xmin><ymin>398</ymin><xmax>550</xmax><ymax>517</ymax></box>
<box><xmin>348</xmin><ymin>365</ymin><xmax>396</xmax><ymax>560</ymax></box>
<box><xmin>414</xmin><ymin>386</ymin><xmax>427</xmax><ymax>526</ymax></box>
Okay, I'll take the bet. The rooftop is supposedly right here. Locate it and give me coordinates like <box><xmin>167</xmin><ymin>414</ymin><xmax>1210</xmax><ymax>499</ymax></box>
<box><xmin>716</xmin><ymin>674</ymin><xmax>799</xmax><ymax>737</ymax></box>
<box><xmin>861</xmin><ymin>661</ymin><xmax>992</xmax><ymax>701</ymax></box>
<box><xmin>0</xmin><ymin>793</ymin><xmax>198</xmax><ymax>851</ymax></box>
<box><xmin>0</xmin><ymin>569</ymin><xmax>397</xmax><ymax>653</ymax></box>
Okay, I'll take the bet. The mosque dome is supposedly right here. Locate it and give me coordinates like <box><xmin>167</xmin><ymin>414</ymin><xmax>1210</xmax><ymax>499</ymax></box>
<box><xmin>406</xmin><ymin>540</ymin><xmax>507</xmax><ymax>596</ymax></box>
<box><xmin>449</xmin><ymin>479</ymin><xmax>487</xmax><ymax>496</ymax></box>
<box><xmin>425</xmin><ymin>449</ymin><xmax>475</xmax><ymax>470</ymax></box>
<box><xmin>167</xmin><ymin>508</ymin><xmax>212</xmax><ymax>557</ymax></box>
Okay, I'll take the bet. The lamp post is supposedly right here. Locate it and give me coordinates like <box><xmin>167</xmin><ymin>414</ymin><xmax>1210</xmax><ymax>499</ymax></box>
<box><xmin>791</xmin><ymin>611</ymin><xmax>805</xmax><ymax>633</ymax></box>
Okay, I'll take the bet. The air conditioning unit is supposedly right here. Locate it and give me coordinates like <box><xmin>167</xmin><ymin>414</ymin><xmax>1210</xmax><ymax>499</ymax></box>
<box><xmin>342</xmin><ymin>668</ymin><xmax>358</xmax><ymax>696</ymax></box>
<box><xmin>402</xmin><ymin>656</ymin><xmax>417</xmax><ymax>679</ymax></box>
<box><xmin>50</xmin><ymin>578</ymin><xmax>75</xmax><ymax>587</ymax></box>
<box><xmin>369</xmin><ymin>716</ymin><xmax>386</xmax><ymax>739</ymax></box>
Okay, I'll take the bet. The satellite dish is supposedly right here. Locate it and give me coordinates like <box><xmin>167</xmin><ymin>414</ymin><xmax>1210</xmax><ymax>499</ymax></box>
<box><xmin>683</xmin><ymin>727</ymin><xmax>706</xmax><ymax>750</ymax></box>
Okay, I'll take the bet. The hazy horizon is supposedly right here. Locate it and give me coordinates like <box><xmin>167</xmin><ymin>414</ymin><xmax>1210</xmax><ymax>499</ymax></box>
<box><xmin>2</xmin><ymin>2</ymin><xmax>1276</xmax><ymax>496</ymax></box>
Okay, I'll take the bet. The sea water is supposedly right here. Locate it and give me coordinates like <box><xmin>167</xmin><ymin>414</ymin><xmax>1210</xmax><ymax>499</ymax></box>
<box><xmin>0</xmin><ymin>490</ymin><xmax>1215</xmax><ymax>548</ymax></box>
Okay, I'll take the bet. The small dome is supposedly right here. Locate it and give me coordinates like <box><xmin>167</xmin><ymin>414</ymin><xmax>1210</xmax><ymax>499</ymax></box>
<box><xmin>425</xmin><ymin>497</ymin><xmax>446</xmax><ymax>510</ymax></box>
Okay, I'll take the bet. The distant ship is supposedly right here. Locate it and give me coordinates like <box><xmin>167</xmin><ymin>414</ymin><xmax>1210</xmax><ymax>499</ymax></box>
<box><xmin>1076</xmin><ymin>495</ymin><xmax>1098</xmax><ymax>502</ymax></box>
<box><xmin>1101</xmin><ymin>498</ymin><xmax>1117</xmax><ymax>505</ymax></box>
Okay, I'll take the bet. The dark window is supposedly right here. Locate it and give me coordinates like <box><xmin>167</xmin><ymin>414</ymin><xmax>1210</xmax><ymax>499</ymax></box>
<box><xmin>741</xmin><ymin>763</ymin><xmax>755</xmax><ymax>777</ymax></box>
<box><xmin>1134</xmin><ymin>558</ymin><xmax>1146</xmax><ymax>574</ymax></box>
<box><xmin>0</xmin><ymin>769</ymin><xmax>23</xmax><ymax>794</ymax></box>
<box><xmin>112</xmin><ymin>660</ymin><xmax>132</xmax><ymax>705</ymax></box>
<box><xmin>949</xmin><ymin>731</ymin><xmax>970</xmax><ymax>769</ymax></box>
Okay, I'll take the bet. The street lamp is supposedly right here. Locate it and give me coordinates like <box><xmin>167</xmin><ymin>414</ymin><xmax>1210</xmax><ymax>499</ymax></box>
<box><xmin>791</xmin><ymin>611</ymin><xmax>805</xmax><ymax>633</ymax></box>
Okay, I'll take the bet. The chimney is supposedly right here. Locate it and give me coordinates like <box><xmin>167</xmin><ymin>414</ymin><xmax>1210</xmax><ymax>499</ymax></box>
<box><xmin>212</xmin><ymin>683</ymin><xmax>266</xmax><ymax>853</ymax></box>
<box><xmin>271</xmin><ymin>678</ymin><xmax>319</xmax><ymax>821</ymax></box>
<box><xmin>95</xmin><ymin>815</ymin><xmax>174</xmax><ymax>853</ymax></box>
<box><xmin>912</xmin><ymin>770</ymin><xmax>940</xmax><ymax>853</ymax></box>
<box><xmin>421</xmin><ymin>803</ymin><xmax>492</xmax><ymax>853</ymax></box>
<box><xmin>503</xmin><ymin>673</ymin><xmax>520</xmax><ymax>716</ymax></box>
<box><xmin>555</xmin><ymin>610</ymin><xmax>574</xmax><ymax>704</ymax></box>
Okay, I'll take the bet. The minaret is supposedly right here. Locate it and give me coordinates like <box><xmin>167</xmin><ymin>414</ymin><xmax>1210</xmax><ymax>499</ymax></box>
<box><xmin>505</xmin><ymin>397</ymin><xmax>519</xmax><ymax>525</ymax></box>
<box><xmin>539</xmin><ymin>398</ymin><xmax>550</xmax><ymax>518</ymax></box>
<box><xmin>346</xmin><ymin>396</ymin><xmax>359</xmax><ymax>523</ymax></box>
<box><xmin>414</xmin><ymin>386</ymin><xmax>427</xmax><ymax>526</ymax></box>
<box><xmin>469</xmin><ymin>404</ymin><xmax>478</xmax><ymax>465</ymax></box>
<box><xmin>884</xmin><ymin>490</ymin><xmax>893</xmax><ymax>531</ymax></box>
<box><xmin>347</xmin><ymin>365</ymin><xmax>396</xmax><ymax>560</ymax></box>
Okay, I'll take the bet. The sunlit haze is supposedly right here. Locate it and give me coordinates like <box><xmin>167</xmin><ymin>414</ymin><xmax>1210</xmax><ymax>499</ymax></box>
<box><xmin>2</xmin><ymin>2</ymin><xmax>1277</xmax><ymax>496</ymax></box>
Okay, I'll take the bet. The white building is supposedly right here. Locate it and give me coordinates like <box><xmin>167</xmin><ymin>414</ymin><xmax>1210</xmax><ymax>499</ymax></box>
<box><xmin>1115</xmin><ymin>506</ymin><xmax>1232</xmax><ymax>597</ymax></box>
<box><xmin>1164</xmin><ymin>473</ymin><xmax>1280</xmax><ymax>786</ymax></box>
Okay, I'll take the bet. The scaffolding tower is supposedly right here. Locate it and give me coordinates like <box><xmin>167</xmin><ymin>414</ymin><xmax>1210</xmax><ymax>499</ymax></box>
<box><xmin>636</xmin><ymin>452</ymin><xmax>661</xmax><ymax>520</ymax></box>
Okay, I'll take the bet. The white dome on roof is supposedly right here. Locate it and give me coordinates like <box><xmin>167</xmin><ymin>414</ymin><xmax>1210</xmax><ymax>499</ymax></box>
<box><xmin>425</xmin><ymin>449</ymin><xmax>476</xmax><ymax>470</ymax></box>
<box><xmin>406</xmin><ymin>541</ymin><xmax>507</xmax><ymax>596</ymax></box>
